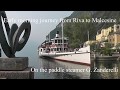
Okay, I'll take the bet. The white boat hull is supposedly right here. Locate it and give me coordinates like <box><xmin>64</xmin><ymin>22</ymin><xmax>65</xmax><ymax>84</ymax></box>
<box><xmin>39</xmin><ymin>46</ymin><xmax>91</xmax><ymax>66</ymax></box>
<box><xmin>39</xmin><ymin>52</ymin><xmax>90</xmax><ymax>66</ymax></box>
<box><xmin>53</xmin><ymin>52</ymin><xmax>90</xmax><ymax>66</ymax></box>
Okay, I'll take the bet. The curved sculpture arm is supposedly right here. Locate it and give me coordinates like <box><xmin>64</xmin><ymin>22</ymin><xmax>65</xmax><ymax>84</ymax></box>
<box><xmin>0</xmin><ymin>11</ymin><xmax>31</xmax><ymax>58</ymax></box>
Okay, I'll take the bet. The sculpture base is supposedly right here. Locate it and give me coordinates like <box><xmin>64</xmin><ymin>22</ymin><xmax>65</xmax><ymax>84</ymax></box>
<box><xmin>0</xmin><ymin>67</ymin><xmax>34</xmax><ymax>79</ymax></box>
<box><xmin>0</xmin><ymin>57</ymin><xmax>34</xmax><ymax>79</ymax></box>
<box><xmin>0</xmin><ymin>57</ymin><xmax>28</xmax><ymax>70</ymax></box>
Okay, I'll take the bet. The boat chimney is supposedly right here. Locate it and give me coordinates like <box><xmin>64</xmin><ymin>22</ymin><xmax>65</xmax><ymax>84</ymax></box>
<box><xmin>55</xmin><ymin>31</ymin><xmax>60</xmax><ymax>38</ymax></box>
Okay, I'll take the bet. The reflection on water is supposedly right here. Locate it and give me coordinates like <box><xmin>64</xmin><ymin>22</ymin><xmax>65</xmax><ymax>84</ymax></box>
<box><xmin>91</xmin><ymin>60</ymin><xmax>120</xmax><ymax>79</ymax></box>
<box><xmin>35</xmin><ymin>58</ymin><xmax>120</xmax><ymax>79</ymax></box>
<box><xmin>39</xmin><ymin>58</ymin><xmax>90</xmax><ymax>79</ymax></box>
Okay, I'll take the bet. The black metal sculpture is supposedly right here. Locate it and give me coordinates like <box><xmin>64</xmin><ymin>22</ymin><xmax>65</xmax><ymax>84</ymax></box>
<box><xmin>0</xmin><ymin>11</ymin><xmax>31</xmax><ymax>58</ymax></box>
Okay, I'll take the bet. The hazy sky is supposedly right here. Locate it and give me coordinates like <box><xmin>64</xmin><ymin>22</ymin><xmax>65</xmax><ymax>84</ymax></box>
<box><xmin>6</xmin><ymin>11</ymin><xmax>73</xmax><ymax>44</ymax></box>
<box><xmin>1</xmin><ymin>11</ymin><xmax>73</xmax><ymax>57</ymax></box>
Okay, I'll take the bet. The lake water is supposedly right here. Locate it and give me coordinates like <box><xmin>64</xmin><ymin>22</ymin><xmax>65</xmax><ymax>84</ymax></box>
<box><xmin>30</xmin><ymin>57</ymin><xmax>120</xmax><ymax>79</ymax></box>
<box><xmin>6</xmin><ymin>42</ymin><xmax>119</xmax><ymax>79</ymax></box>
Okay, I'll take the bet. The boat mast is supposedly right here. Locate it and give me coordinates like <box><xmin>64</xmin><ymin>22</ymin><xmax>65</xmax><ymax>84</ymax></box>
<box><xmin>88</xmin><ymin>30</ymin><xmax>89</xmax><ymax>41</ymax></box>
<box><xmin>0</xmin><ymin>45</ymin><xmax>1</xmax><ymax>57</ymax></box>
<box><xmin>49</xmin><ymin>32</ymin><xmax>50</xmax><ymax>42</ymax></box>
<box><xmin>62</xmin><ymin>20</ymin><xmax>64</xmax><ymax>52</ymax></box>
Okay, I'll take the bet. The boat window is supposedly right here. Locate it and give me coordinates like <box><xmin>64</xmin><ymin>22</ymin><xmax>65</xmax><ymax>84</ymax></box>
<box><xmin>64</xmin><ymin>48</ymin><xmax>66</xmax><ymax>51</ymax></box>
<box><xmin>55</xmin><ymin>40</ymin><xmax>57</xmax><ymax>43</ymax></box>
<box><xmin>49</xmin><ymin>42</ymin><xmax>52</xmax><ymax>45</ymax></box>
<box><xmin>64</xmin><ymin>40</ymin><xmax>66</xmax><ymax>43</ymax></box>
<box><xmin>58</xmin><ymin>40</ymin><xmax>60</xmax><ymax>43</ymax></box>
<box><xmin>41</xmin><ymin>49</ymin><xmax>42</xmax><ymax>52</ymax></box>
<box><xmin>60</xmin><ymin>48</ymin><xmax>62</xmax><ymax>51</ymax></box>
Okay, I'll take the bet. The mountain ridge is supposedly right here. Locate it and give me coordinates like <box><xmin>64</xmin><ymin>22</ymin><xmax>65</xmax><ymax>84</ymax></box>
<box><xmin>47</xmin><ymin>11</ymin><xmax>120</xmax><ymax>48</ymax></box>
